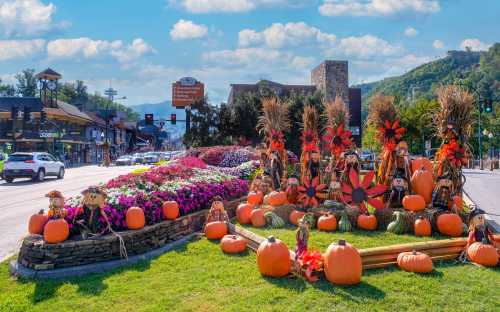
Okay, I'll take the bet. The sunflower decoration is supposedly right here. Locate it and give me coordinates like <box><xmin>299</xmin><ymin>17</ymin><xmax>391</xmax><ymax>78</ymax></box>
<box><xmin>257</xmin><ymin>96</ymin><xmax>291</xmax><ymax>152</ymax></box>
<box><xmin>379</xmin><ymin>119</ymin><xmax>405</xmax><ymax>152</ymax></box>
<box><xmin>270</xmin><ymin>129</ymin><xmax>285</xmax><ymax>151</ymax></box>
<box><xmin>439</xmin><ymin>140</ymin><xmax>468</xmax><ymax>168</ymax></box>
<box><xmin>342</xmin><ymin>168</ymin><xmax>387</xmax><ymax>214</ymax></box>
<box><xmin>301</xmin><ymin>129</ymin><xmax>319</xmax><ymax>153</ymax></box>
<box><xmin>297</xmin><ymin>176</ymin><xmax>327</xmax><ymax>208</ymax></box>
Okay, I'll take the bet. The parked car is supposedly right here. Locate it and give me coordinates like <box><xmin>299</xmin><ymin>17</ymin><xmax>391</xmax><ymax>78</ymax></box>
<box><xmin>131</xmin><ymin>153</ymin><xmax>144</xmax><ymax>164</ymax></box>
<box><xmin>115</xmin><ymin>155</ymin><xmax>133</xmax><ymax>166</ymax></box>
<box><xmin>3</xmin><ymin>152</ymin><xmax>65</xmax><ymax>183</ymax></box>
<box><xmin>143</xmin><ymin>152</ymin><xmax>160</xmax><ymax>164</ymax></box>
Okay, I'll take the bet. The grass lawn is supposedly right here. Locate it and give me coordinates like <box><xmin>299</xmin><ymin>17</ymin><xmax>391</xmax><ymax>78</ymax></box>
<box><xmin>239</xmin><ymin>223</ymin><xmax>449</xmax><ymax>251</ymax></box>
<box><xmin>1</xmin><ymin>234</ymin><xmax>499</xmax><ymax>312</ymax></box>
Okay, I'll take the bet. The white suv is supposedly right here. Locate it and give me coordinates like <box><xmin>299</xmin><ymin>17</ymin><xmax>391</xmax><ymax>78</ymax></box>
<box><xmin>3</xmin><ymin>152</ymin><xmax>65</xmax><ymax>183</ymax></box>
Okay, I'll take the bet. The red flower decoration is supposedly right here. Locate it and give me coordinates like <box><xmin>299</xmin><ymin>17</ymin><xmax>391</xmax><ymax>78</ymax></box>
<box><xmin>269</xmin><ymin>129</ymin><xmax>285</xmax><ymax>151</ymax></box>
<box><xmin>342</xmin><ymin>168</ymin><xmax>387</xmax><ymax>213</ymax></box>
<box><xmin>378</xmin><ymin>120</ymin><xmax>405</xmax><ymax>152</ymax></box>
<box><xmin>440</xmin><ymin>140</ymin><xmax>468</xmax><ymax>168</ymax></box>
<box><xmin>323</xmin><ymin>124</ymin><xmax>353</xmax><ymax>157</ymax></box>
<box><xmin>301</xmin><ymin>129</ymin><xmax>319</xmax><ymax>153</ymax></box>
<box><xmin>297</xmin><ymin>250</ymin><xmax>323</xmax><ymax>282</ymax></box>
<box><xmin>297</xmin><ymin>176</ymin><xmax>327</xmax><ymax>207</ymax></box>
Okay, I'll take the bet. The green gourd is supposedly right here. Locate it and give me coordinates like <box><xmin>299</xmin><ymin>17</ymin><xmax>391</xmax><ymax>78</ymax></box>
<box><xmin>338</xmin><ymin>211</ymin><xmax>352</xmax><ymax>232</ymax></box>
<box><xmin>323</xmin><ymin>200</ymin><xmax>345</xmax><ymax>210</ymax></box>
<box><xmin>387</xmin><ymin>211</ymin><xmax>406</xmax><ymax>234</ymax></box>
<box><xmin>264</xmin><ymin>211</ymin><xmax>285</xmax><ymax>228</ymax></box>
<box><xmin>462</xmin><ymin>223</ymin><xmax>468</xmax><ymax>235</ymax></box>
<box><xmin>301</xmin><ymin>213</ymin><xmax>316</xmax><ymax>229</ymax></box>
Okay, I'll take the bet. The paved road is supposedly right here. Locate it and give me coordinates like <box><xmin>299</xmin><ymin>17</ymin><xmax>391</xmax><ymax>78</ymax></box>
<box><xmin>0</xmin><ymin>165</ymin><xmax>145</xmax><ymax>261</ymax></box>
<box><xmin>463</xmin><ymin>169</ymin><xmax>500</xmax><ymax>232</ymax></box>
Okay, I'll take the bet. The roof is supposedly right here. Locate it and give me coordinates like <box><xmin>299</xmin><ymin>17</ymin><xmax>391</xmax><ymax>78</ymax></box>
<box><xmin>35</xmin><ymin>68</ymin><xmax>62</xmax><ymax>80</ymax></box>
<box><xmin>56</xmin><ymin>100</ymin><xmax>93</xmax><ymax>122</ymax></box>
<box><xmin>0</xmin><ymin>97</ymin><xmax>44</xmax><ymax>112</ymax></box>
<box><xmin>85</xmin><ymin>111</ymin><xmax>106</xmax><ymax>126</ymax></box>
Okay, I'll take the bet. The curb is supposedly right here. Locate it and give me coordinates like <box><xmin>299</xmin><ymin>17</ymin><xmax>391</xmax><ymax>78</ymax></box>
<box><xmin>9</xmin><ymin>233</ymin><xmax>200</xmax><ymax>280</ymax></box>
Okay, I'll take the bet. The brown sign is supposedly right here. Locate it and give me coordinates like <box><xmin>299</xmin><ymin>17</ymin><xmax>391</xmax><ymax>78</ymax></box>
<box><xmin>172</xmin><ymin>77</ymin><xmax>204</xmax><ymax>107</ymax></box>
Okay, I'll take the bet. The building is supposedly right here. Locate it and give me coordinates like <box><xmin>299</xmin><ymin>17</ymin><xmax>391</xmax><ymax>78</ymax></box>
<box><xmin>227</xmin><ymin>60</ymin><xmax>362</xmax><ymax>146</ymax></box>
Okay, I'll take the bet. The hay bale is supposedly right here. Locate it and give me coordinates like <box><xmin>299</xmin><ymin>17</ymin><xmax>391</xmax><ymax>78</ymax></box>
<box><xmin>271</xmin><ymin>204</ymin><xmax>296</xmax><ymax>222</ymax></box>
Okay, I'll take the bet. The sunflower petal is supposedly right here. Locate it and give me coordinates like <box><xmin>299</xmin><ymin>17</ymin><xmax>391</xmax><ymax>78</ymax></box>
<box><xmin>366</xmin><ymin>184</ymin><xmax>387</xmax><ymax>196</ymax></box>
<box><xmin>367</xmin><ymin>198</ymin><xmax>385</xmax><ymax>210</ymax></box>
<box><xmin>359</xmin><ymin>202</ymin><xmax>367</xmax><ymax>214</ymax></box>
<box><xmin>342</xmin><ymin>195</ymin><xmax>352</xmax><ymax>203</ymax></box>
<box><xmin>349</xmin><ymin>168</ymin><xmax>359</xmax><ymax>188</ymax></box>
<box><xmin>361</xmin><ymin>171</ymin><xmax>374</xmax><ymax>189</ymax></box>
<box><xmin>392</xmin><ymin>120</ymin><xmax>399</xmax><ymax>129</ymax></box>
<box><xmin>341</xmin><ymin>184</ymin><xmax>353</xmax><ymax>194</ymax></box>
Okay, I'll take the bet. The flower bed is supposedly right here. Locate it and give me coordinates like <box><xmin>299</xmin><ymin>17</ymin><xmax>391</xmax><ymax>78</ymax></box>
<box><xmin>63</xmin><ymin>157</ymin><xmax>250</xmax><ymax>235</ymax></box>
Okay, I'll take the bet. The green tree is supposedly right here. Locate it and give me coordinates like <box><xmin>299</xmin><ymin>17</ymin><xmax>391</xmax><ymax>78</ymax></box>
<box><xmin>362</xmin><ymin>124</ymin><xmax>381</xmax><ymax>153</ymax></box>
<box><xmin>15</xmin><ymin>68</ymin><xmax>38</xmax><ymax>97</ymax></box>
<box><xmin>0</xmin><ymin>79</ymin><xmax>15</xmax><ymax>96</ymax></box>
<box><xmin>183</xmin><ymin>96</ymin><xmax>220</xmax><ymax>147</ymax></box>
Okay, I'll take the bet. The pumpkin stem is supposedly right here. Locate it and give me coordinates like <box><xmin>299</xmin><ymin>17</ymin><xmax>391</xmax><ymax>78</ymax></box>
<box><xmin>267</xmin><ymin>236</ymin><xmax>276</xmax><ymax>243</ymax></box>
<box><xmin>338</xmin><ymin>239</ymin><xmax>346</xmax><ymax>246</ymax></box>
<box><xmin>412</xmin><ymin>249</ymin><xmax>417</xmax><ymax>255</ymax></box>
<box><xmin>38</xmin><ymin>209</ymin><xmax>45</xmax><ymax>214</ymax></box>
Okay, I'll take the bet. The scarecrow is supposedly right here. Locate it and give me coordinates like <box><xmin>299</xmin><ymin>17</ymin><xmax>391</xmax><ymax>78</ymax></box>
<box><xmin>433</xmin><ymin>85</ymin><xmax>474</xmax><ymax>194</ymax></box>
<box><xmin>300</xmin><ymin>105</ymin><xmax>321</xmax><ymax>182</ymax></box>
<box><xmin>46</xmin><ymin>190</ymin><xmax>66</xmax><ymax>218</ymax></box>
<box><xmin>465</xmin><ymin>208</ymin><xmax>500</xmax><ymax>251</ymax></box>
<box><xmin>285</xmin><ymin>175</ymin><xmax>300</xmax><ymax>204</ymax></box>
<box><xmin>367</xmin><ymin>94</ymin><xmax>406</xmax><ymax>187</ymax></box>
<box><xmin>295</xmin><ymin>217</ymin><xmax>310</xmax><ymax>261</ymax></box>
<box><xmin>339</xmin><ymin>150</ymin><xmax>360</xmax><ymax>186</ymax></box>
<box><xmin>384</xmin><ymin>170</ymin><xmax>409</xmax><ymax>208</ymax></box>
<box><xmin>257</xmin><ymin>97</ymin><xmax>290</xmax><ymax>191</ymax></box>
<box><xmin>432</xmin><ymin>173</ymin><xmax>454</xmax><ymax>211</ymax></box>
<box><xmin>74</xmin><ymin>186</ymin><xmax>111</xmax><ymax>238</ymax></box>
<box><xmin>206</xmin><ymin>196</ymin><xmax>229</xmax><ymax>223</ymax></box>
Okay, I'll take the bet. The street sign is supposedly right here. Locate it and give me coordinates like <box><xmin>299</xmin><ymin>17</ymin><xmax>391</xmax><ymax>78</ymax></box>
<box><xmin>39</xmin><ymin>131</ymin><xmax>59</xmax><ymax>138</ymax></box>
<box><xmin>172</xmin><ymin>77</ymin><xmax>204</xmax><ymax>108</ymax></box>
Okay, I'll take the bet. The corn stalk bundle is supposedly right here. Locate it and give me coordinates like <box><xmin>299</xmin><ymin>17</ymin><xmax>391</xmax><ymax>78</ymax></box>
<box><xmin>324</xmin><ymin>96</ymin><xmax>350</xmax><ymax>131</ymax></box>
<box><xmin>300</xmin><ymin>105</ymin><xmax>320</xmax><ymax>181</ymax></box>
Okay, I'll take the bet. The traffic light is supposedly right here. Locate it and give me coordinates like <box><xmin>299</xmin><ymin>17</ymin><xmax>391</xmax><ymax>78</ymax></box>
<box><xmin>484</xmin><ymin>99</ymin><xmax>493</xmax><ymax>113</ymax></box>
<box><xmin>170</xmin><ymin>113</ymin><xmax>176</xmax><ymax>125</ymax></box>
<box><xmin>11</xmin><ymin>106</ymin><xmax>18</xmax><ymax>120</ymax></box>
<box><xmin>145</xmin><ymin>113</ymin><xmax>154</xmax><ymax>125</ymax></box>
<box><xmin>40</xmin><ymin>109</ymin><xmax>47</xmax><ymax>124</ymax></box>
<box><xmin>23</xmin><ymin>106</ymin><xmax>31</xmax><ymax>122</ymax></box>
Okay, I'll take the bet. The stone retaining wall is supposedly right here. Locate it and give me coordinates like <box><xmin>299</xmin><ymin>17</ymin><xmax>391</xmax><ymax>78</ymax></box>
<box><xmin>18</xmin><ymin>197</ymin><xmax>244</xmax><ymax>270</ymax></box>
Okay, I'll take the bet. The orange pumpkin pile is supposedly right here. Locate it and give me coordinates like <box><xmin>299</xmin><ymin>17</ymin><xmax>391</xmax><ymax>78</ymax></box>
<box><xmin>264</xmin><ymin>191</ymin><xmax>287</xmax><ymax>206</ymax></box>
<box><xmin>397</xmin><ymin>250</ymin><xmax>433</xmax><ymax>273</ymax></box>
<box><xmin>402</xmin><ymin>194</ymin><xmax>426</xmax><ymax>212</ymax></box>
<box><xmin>289</xmin><ymin>210</ymin><xmax>305</xmax><ymax>226</ymax></box>
<box><xmin>357</xmin><ymin>214</ymin><xmax>377</xmax><ymax>231</ymax></box>
<box><xmin>205</xmin><ymin>221</ymin><xmax>228</xmax><ymax>240</ymax></box>
<box><xmin>220</xmin><ymin>235</ymin><xmax>247</xmax><ymax>254</ymax></box>
<box><xmin>323</xmin><ymin>240</ymin><xmax>362</xmax><ymax>285</ymax></box>
<box><xmin>414</xmin><ymin>217</ymin><xmax>432</xmax><ymax>236</ymax></box>
<box><xmin>411</xmin><ymin>166</ymin><xmax>434</xmax><ymax>205</ymax></box>
<box><xmin>28</xmin><ymin>210</ymin><xmax>49</xmax><ymax>235</ymax></box>
<box><xmin>247</xmin><ymin>191</ymin><xmax>263</xmax><ymax>205</ymax></box>
<box><xmin>43</xmin><ymin>218</ymin><xmax>70</xmax><ymax>244</ymax></box>
<box><xmin>250</xmin><ymin>209</ymin><xmax>266</xmax><ymax>227</ymax></box>
<box><xmin>236</xmin><ymin>203</ymin><xmax>254</xmax><ymax>224</ymax></box>
<box><xmin>126</xmin><ymin>206</ymin><xmax>145</xmax><ymax>230</ymax></box>
<box><xmin>436</xmin><ymin>213</ymin><xmax>463</xmax><ymax>237</ymax></box>
<box><xmin>256</xmin><ymin>236</ymin><xmax>291</xmax><ymax>277</ymax></box>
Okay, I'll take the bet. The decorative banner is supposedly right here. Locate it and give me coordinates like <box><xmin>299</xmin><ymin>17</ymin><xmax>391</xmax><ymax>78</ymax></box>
<box><xmin>172</xmin><ymin>77</ymin><xmax>204</xmax><ymax>108</ymax></box>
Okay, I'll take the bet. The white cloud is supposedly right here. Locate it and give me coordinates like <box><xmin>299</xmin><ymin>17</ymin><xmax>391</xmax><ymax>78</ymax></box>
<box><xmin>325</xmin><ymin>35</ymin><xmax>403</xmax><ymax>58</ymax></box>
<box><xmin>319</xmin><ymin>0</ymin><xmax>440</xmax><ymax>17</ymax></box>
<box><xmin>459</xmin><ymin>38</ymin><xmax>491</xmax><ymax>51</ymax></box>
<box><xmin>238</xmin><ymin>22</ymin><xmax>336</xmax><ymax>49</ymax></box>
<box><xmin>169</xmin><ymin>0</ymin><xmax>309</xmax><ymax>13</ymax></box>
<box><xmin>170</xmin><ymin>19</ymin><xmax>208</xmax><ymax>40</ymax></box>
<box><xmin>404</xmin><ymin>27</ymin><xmax>418</xmax><ymax>37</ymax></box>
<box><xmin>203</xmin><ymin>47</ymin><xmax>286</xmax><ymax>66</ymax></box>
<box><xmin>0</xmin><ymin>0</ymin><xmax>67</xmax><ymax>37</ymax></box>
<box><xmin>47</xmin><ymin>37</ymin><xmax>154</xmax><ymax>62</ymax></box>
<box><xmin>0</xmin><ymin>39</ymin><xmax>45</xmax><ymax>61</ymax></box>
<box><xmin>433</xmin><ymin>39</ymin><xmax>444</xmax><ymax>50</ymax></box>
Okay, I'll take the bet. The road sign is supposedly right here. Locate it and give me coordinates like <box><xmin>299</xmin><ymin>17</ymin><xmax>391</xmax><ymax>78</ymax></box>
<box><xmin>172</xmin><ymin>77</ymin><xmax>204</xmax><ymax>108</ymax></box>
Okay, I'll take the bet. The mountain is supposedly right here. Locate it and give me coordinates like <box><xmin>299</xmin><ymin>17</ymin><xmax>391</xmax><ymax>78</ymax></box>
<box><xmin>353</xmin><ymin>45</ymin><xmax>500</xmax><ymax>119</ymax></box>
<box><xmin>130</xmin><ymin>101</ymin><xmax>186</xmax><ymax>138</ymax></box>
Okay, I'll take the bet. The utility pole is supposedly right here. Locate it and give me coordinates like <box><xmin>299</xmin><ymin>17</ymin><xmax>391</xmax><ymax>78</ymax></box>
<box><xmin>104</xmin><ymin>83</ymin><xmax>117</xmax><ymax>167</ymax></box>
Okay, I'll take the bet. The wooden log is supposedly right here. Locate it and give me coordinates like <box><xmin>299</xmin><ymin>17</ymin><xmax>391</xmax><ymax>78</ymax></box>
<box><xmin>361</xmin><ymin>246</ymin><xmax>464</xmax><ymax>265</ymax></box>
<box><xmin>358</xmin><ymin>238</ymin><xmax>468</xmax><ymax>257</ymax></box>
<box><xmin>227</xmin><ymin>223</ymin><xmax>265</xmax><ymax>252</ymax></box>
<box><xmin>363</xmin><ymin>253</ymin><xmax>461</xmax><ymax>270</ymax></box>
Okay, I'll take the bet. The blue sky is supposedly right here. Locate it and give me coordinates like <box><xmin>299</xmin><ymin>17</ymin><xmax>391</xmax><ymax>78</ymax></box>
<box><xmin>0</xmin><ymin>0</ymin><xmax>498</xmax><ymax>107</ymax></box>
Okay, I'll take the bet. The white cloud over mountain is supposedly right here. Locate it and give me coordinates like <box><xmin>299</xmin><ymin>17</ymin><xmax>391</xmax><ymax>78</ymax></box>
<box><xmin>459</xmin><ymin>38</ymin><xmax>491</xmax><ymax>51</ymax></box>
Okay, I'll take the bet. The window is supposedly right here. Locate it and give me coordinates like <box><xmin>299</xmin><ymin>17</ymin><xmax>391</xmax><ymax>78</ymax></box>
<box><xmin>8</xmin><ymin>154</ymin><xmax>33</xmax><ymax>162</ymax></box>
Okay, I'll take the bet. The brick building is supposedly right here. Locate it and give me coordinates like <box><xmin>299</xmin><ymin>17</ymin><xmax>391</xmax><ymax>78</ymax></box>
<box><xmin>227</xmin><ymin>60</ymin><xmax>362</xmax><ymax>146</ymax></box>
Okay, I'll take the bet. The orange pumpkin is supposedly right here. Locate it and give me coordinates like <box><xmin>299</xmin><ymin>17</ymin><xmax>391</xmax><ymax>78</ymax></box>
<box><xmin>317</xmin><ymin>214</ymin><xmax>337</xmax><ymax>231</ymax></box>
<box><xmin>236</xmin><ymin>203</ymin><xmax>254</xmax><ymax>224</ymax></box>
<box><xmin>220</xmin><ymin>235</ymin><xmax>247</xmax><ymax>254</ymax></box>
<box><xmin>256</xmin><ymin>236</ymin><xmax>291</xmax><ymax>277</ymax></box>
<box><xmin>402</xmin><ymin>195</ymin><xmax>426</xmax><ymax>212</ymax></box>
<box><xmin>324</xmin><ymin>240</ymin><xmax>362</xmax><ymax>285</ymax></box>
<box><xmin>250</xmin><ymin>209</ymin><xmax>266</xmax><ymax>227</ymax></box>
<box><xmin>162</xmin><ymin>201</ymin><xmax>179</xmax><ymax>220</ymax></box>
<box><xmin>357</xmin><ymin>214</ymin><xmax>377</xmax><ymax>231</ymax></box>
<box><xmin>289</xmin><ymin>210</ymin><xmax>305</xmax><ymax>226</ymax></box>
<box><xmin>247</xmin><ymin>191</ymin><xmax>264</xmax><ymax>205</ymax></box>
<box><xmin>264</xmin><ymin>191</ymin><xmax>287</xmax><ymax>206</ymax></box>
<box><xmin>43</xmin><ymin>218</ymin><xmax>69</xmax><ymax>244</ymax></box>
<box><xmin>436</xmin><ymin>213</ymin><xmax>463</xmax><ymax>237</ymax></box>
<box><xmin>29</xmin><ymin>209</ymin><xmax>49</xmax><ymax>235</ymax></box>
<box><xmin>414</xmin><ymin>217</ymin><xmax>432</xmax><ymax>236</ymax></box>
<box><xmin>126</xmin><ymin>206</ymin><xmax>145</xmax><ymax>230</ymax></box>
<box><xmin>467</xmin><ymin>242</ymin><xmax>499</xmax><ymax>267</ymax></box>
<box><xmin>411</xmin><ymin>167</ymin><xmax>434</xmax><ymax>204</ymax></box>
<box><xmin>205</xmin><ymin>221</ymin><xmax>228</xmax><ymax>240</ymax></box>
<box><xmin>411</xmin><ymin>157</ymin><xmax>433</xmax><ymax>174</ymax></box>
<box><xmin>452</xmin><ymin>195</ymin><xmax>463</xmax><ymax>211</ymax></box>
<box><xmin>397</xmin><ymin>250</ymin><xmax>433</xmax><ymax>273</ymax></box>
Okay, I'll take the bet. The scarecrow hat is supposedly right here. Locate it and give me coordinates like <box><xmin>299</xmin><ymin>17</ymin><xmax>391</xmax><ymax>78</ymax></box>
<box><xmin>45</xmin><ymin>190</ymin><xmax>64</xmax><ymax>199</ymax></box>
<box><xmin>468</xmin><ymin>207</ymin><xmax>486</xmax><ymax>222</ymax></box>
